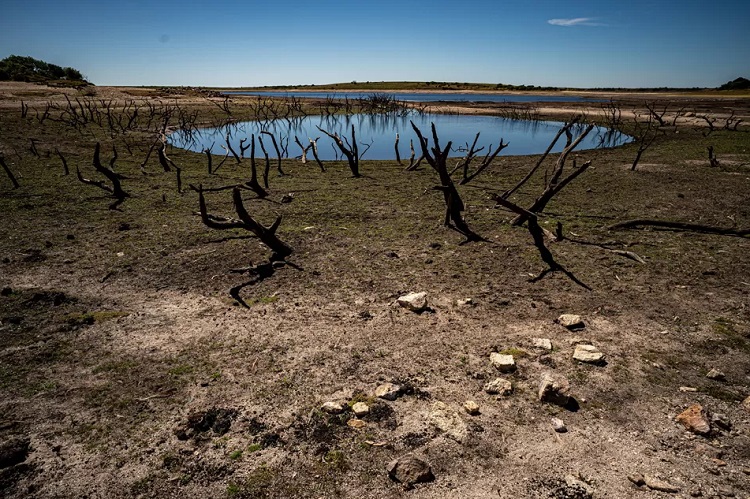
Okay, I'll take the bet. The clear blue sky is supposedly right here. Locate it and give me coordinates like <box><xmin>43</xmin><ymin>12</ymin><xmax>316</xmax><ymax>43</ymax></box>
<box><xmin>1</xmin><ymin>0</ymin><xmax>748</xmax><ymax>88</ymax></box>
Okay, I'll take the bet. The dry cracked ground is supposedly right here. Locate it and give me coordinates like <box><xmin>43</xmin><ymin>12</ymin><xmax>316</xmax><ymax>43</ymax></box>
<box><xmin>1</xmin><ymin>83</ymin><xmax>750</xmax><ymax>498</ymax></box>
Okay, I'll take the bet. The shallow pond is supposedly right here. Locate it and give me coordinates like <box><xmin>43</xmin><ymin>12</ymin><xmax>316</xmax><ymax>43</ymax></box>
<box><xmin>169</xmin><ymin>113</ymin><xmax>630</xmax><ymax>161</ymax></box>
<box><xmin>224</xmin><ymin>91</ymin><xmax>604</xmax><ymax>104</ymax></box>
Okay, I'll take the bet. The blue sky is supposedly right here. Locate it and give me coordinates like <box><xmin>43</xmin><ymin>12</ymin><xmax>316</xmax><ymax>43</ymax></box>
<box><xmin>1</xmin><ymin>0</ymin><xmax>748</xmax><ymax>88</ymax></box>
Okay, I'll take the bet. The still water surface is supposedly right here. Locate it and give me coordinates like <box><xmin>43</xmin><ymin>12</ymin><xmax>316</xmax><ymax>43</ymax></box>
<box><xmin>169</xmin><ymin>113</ymin><xmax>629</xmax><ymax>161</ymax></box>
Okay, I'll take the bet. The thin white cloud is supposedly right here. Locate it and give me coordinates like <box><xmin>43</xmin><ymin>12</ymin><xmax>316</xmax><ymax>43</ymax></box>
<box><xmin>547</xmin><ymin>17</ymin><xmax>605</xmax><ymax>27</ymax></box>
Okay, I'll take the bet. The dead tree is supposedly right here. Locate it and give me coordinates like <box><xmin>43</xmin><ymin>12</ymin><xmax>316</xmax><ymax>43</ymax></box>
<box><xmin>0</xmin><ymin>154</ymin><xmax>20</xmax><ymax>189</ymax></box>
<box><xmin>224</xmin><ymin>134</ymin><xmax>241</xmax><ymax>164</ymax></box>
<box><xmin>317</xmin><ymin>125</ymin><xmax>361</xmax><ymax>177</ymax></box>
<box><xmin>707</xmin><ymin>146</ymin><xmax>720</xmax><ymax>168</ymax></box>
<box><xmin>260</xmin><ymin>131</ymin><xmax>284</xmax><ymax>178</ymax></box>
<box><xmin>410</xmin><ymin>121</ymin><xmax>483</xmax><ymax>242</ymax></box>
<box><xmin>630</xmin><ymin>113</ymin><xmax>659</xmax><ymax>171</ymax></box>
<box><xmin>698</xmin><ymin>115</ymin><xmax>717</xmax><ymax>136</ymax></box>
<box><xmin>76</xmin><ymin>143</ymin><xmax>129</xmax><ymax>209</ymax></box>
<box><xmin>203</xmin><ymin>145</ymin><xmax>214</xmax><ymax>174</ymax></box>
<box><xmin>192</xmin><ymin>185</ymin><xmax>292</xmax><ymax>259</ymax></box>
<box><xmin>509</xmin><ymin>121</ymin><xmax>595</xmax><ymax>225</ymax></box>
<box><xmin>723</xmin><ymin>110</ymin><xmax>743</xmax><ymax>131</ymax></box>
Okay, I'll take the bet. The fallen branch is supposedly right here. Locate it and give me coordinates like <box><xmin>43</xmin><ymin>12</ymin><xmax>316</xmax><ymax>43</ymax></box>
<box><xmin>609</xmin><ymin>219</ymin><xmax>750</xmax><ymax>237</ymax></box>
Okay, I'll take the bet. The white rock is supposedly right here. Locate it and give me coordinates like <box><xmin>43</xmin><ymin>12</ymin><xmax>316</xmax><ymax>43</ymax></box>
<box><xmin>463</xmin><ymin>400</ymin><xmax>480</xmax><ymax>415</ymax></box>
<box><xmin>573</xmin><ymin>344</ymin><xmax>605</xmax><ymax>364</ymax></box>
<box><xmin>489</xmin><ymin>353</ymin><xmax>516</xmax><ymax>372</ymax></box>
<box><xmin>484</xmin><ymin>378</ymin><xmax>513</xmax><ymax>396</ymax></box>
<box><xmin>538</xmin><ymin>373</ymin><xmax>571</xmax><ymax>406</ymax></box>
<box><xmin>532</xmin><ymin>338</ymin><xmax>552</xmax><ymax>351</ymax></box>
<box><xmin>321</xmin><ymin>401</ymin><xmax>344</xmax><ymax>414</ymax></box>
<box><xmin>428</xmin><ymin>401</ymin><xmax>468</xmax><ymax>442</ymax></box>
<box><xmin>456</xmin><ymin>298</ymin><xmax>474</xmax><ymax>307</ymax></box>
<box><xmin>557</xmin><ymin>314</ymin><xmax>585</xmax><ymax>330</ymax></box>
<box><xmin>397</xmin><ymin>292</ymin><xmax>428</xmax><ymax>312</ymax></box>
<box><xmin>351</xmin><ymin>402</ymin><xmax>370</xmax><ymax>417</ymax></box>
<box><xmin>551</xmin><ymin>417</ymin><xmax>567</xmax><ymax>433</ymax></box>
<box><xmin>706</xmin><ymin>368</ymin><xmax>726</xmax><ymax>381</ymax></box>
<box><xmin>375</xmin><ymin>382</ymin><xmax>401</xmax><ymax>401</ymax></box>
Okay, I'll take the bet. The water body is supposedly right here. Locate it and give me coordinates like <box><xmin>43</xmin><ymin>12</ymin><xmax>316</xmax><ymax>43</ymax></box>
<box><xmin>169</xmin><ymin>113</ymin><xmax>630</xmax><ymax>161</ymax></box>
<box><xmin>224</xmin><ymin>91</ymin><xmax>603</xmax><ymax>104</ymax></box>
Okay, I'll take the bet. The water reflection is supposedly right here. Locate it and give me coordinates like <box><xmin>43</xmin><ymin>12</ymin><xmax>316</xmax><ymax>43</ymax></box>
<box><xmin>169</xmin><ymin>112</ymin><xmax>631</xmax><ymax>161</ymax></box>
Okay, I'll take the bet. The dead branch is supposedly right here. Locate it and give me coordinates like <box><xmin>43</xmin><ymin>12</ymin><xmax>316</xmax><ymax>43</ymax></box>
<box><xmin>394</xmin><ymin>133</ymin><xmax>402</xmax><ymax>165</ymax></box>
<box><xmin>309</xmin><ymin>137</ymin><xmax>325</xmax><ymax>172</ymax></box>
<box><xmin>225</xmin><ymin>134</ymin><xmax>241</xmax><ymax>164</ymax></box>
<box><xmin>55</xmin><ymin>148</ymin><xmax>69</xmax><ymax>176</ymax></box>
<box><xmin>0</xmin><ymin>154</ymin><xmax>20</xmax><ymax>189</ymax></box>
<box><xmin>294</xmin><ymin>135</ymin><xmax>309</xmax><ymax>163</ymax></box>
<box><xmin>609</xmin><ymin>219</ymin><xmax>750</xmax><ymax>237</ymax></box>
<box><xmin>511</xmin><ymin>121</ymin><xmax>595</xmax><ymax>225</ymax></box>
<box><xmin>192</xmin><ymin>185</ymin><xmax>293</xmax><ymax>258</ymax></box>
<box><xmin>630</xmin><ymin>113</ymin><xmax>659</xmax><ymax>171</ymax></box>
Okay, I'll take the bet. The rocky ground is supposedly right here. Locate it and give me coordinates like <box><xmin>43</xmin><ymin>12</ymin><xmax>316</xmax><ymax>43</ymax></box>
<box><xmin>1</xmin><ymin>83</ymin><xmax>750</xmax><ymax>498</ymax></box>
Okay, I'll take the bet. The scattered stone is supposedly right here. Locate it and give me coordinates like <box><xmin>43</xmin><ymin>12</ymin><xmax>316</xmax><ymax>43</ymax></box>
<box><xmin>280</xmin><ymin>194</ymin><xmax>293</xmax><ymax>203</ymax></box>
<box><xmin>428</xmin><ymin>401</ymin><xmax>468</xmax><ymax>443</ymax></box>
<box><xmin>347</xmin><ymin>418</ymin><xmax>366</xmax><ymax>429</ymax></box>
<box><xmin>643</xmin><ymin>475</ymin><xmax>680</xmax><ymax>493</ymax></box>
<box><xmin>456</xmin><ymin>298</ymin><xmax>473</xmax><ymax>307</ymax></box>
<box><xmin>706</xmin><ymin>368</ymin><xmax>726</xmax><ymax>381</ymax></box>
<box><xmin>557</xmin><ymin>314</ymin><xmax>585</xmax><ymax>330</ymax></box>
<box><xmin>463</xmin><ymin>401</ymin><xmax>480</xmax><ymax>415</ymax></box>
<box><xmin>321</xmin><ymin>402</ymin><xmax>344</xmax><ymax>414</ymax></box>
<box><xmin>694</xmin><ymin>442</ymin><xmax>724</xmax><ymax>459</ymax></box>
<box><xmin>711</xmin><ymin>458</ymin><xmax>727</xmax><ymax>467</ymax></box>
<box><xmin>710</xmin><ymin>413</ymin><xmax>731</xmax><ymax>431</ymax></box>
<box><xmin>484</xmin><ymin>378</ymin><xmax>513</xmax><ymax>396</ymax></box>
<box><xmin>679</xmin><ymin>386</ymin><xmax>698</xmax><ymax>392</ymax></box>
<box><xmin>538</xmin><ymin>373</ymin><xmax>571</xmax><ymax>406</ymax></box>
<box><xmin>532</xmin><ymin>338</ymin><xmax>553</xmax><ymax>351</ymax></box>
<box><xmin>675</xmin><ymin>404</ymin><xmax>711</xmax><ymax>436</ymax></box>
<box><xmin>375</xmin><ymin>383</ymin><xmax>402</xmax><ymax>401</ymax></box>
<box><xmin>351</xmin><ymin>402</ymin><xmax>370</xmax><ymax>417</ymax></box>
<box><xmin>627</xmin><ymin>473</ymin><xmax>645</xmax><ymax>486</ymax></box>
<box><xmin>567</xmin><ymin>337</ymin><xmax>591</xmax><ymax>345</ymax></box>
<box><xmin>397</xmin><ymin>292</ymin><xmax>428</xmax><ymax>312</ymax></box>
<box><xmin>564</xmin><ymin>475</ymin><xmax>594</xmax><ymax>496</ymax></box>
<box><xmin>0</xmin><ymin>287</ymin><xmax>12</xmax><ymax>297</ymax></box>
<box><xmin>716</xmin><ymin>486</ymin><xmax>735</xmax><ymax>497</ymax></box>
<box><xmin>0</xmin><ymin>437</ymin><xmax>30</xmax><ymax>469</ymax></box>
<box><xmin>688</xmin><ymin>487</ymin><xmax>703</xmax><ymax>497</ymax></box>
<box><xmin>489</xmin><ymin>353</ymin><xmax>516</xmax><ymax>373</ymax></box>
<box><xmin>743</xmin><ymin>396</ymin><xmax>750</xmax><ymax>413</ymax></box>
<box><xmin>573</xmin><ymin>344</ymin><xmax>605</xmax><ymax>365</ymax></box>
<box><xmin>387</xmin><ymin>455</ymin><xmax>434</xmax><ymax>487</ymax></box>
<box><xmin>551</xmin><ymin>417</ymin><xmax>567</xmax><ymax>433</ymax></box>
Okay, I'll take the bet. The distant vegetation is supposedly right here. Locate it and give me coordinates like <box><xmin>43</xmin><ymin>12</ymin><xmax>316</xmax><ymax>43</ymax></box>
<box><xmin>0</xmin><ymin>55</ymin><xmax>88</xmax><ymax>86</ymax></box>
<box><xmin>718</xmin><ymin>77</ymin><xmax>750</xmax><ymax>90</ymax></box>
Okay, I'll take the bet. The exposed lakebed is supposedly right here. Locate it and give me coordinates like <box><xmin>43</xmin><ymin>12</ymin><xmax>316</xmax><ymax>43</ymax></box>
<box><xmin>224</xmin><ymin>91</ymin><xmax>605</xmax><ymax>104</ymax></box>
<box><xmin>170</xmin><ymin>113</ymin><xmax>630</xmax><ymax>161</ymax></box>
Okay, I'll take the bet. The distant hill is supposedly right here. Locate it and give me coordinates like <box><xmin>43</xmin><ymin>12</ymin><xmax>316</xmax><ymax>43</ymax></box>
<box><xmin>718</xmin><ymin>77</ymin><xmax>750</xmax><ymax>90</ymax></box>
<box><xmin>0</xmin><ymin>55</ymin><xmax>88</xmax><ymax>86</ymax></box>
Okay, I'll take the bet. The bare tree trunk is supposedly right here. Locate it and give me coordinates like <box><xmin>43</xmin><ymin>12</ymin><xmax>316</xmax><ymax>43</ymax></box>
<box><xmin>707</xmin><ymin>146</ymin><xmax>720</xmax><ymax>168</ymax></box>
<box><xmin>246</xmin><ymin>135</ymin><xmax>267</xmax><ymax>198</ymax></box>
<box><xmin>258</xmin><ymin>135</ymin><xmax>271</xmax><ymax>188</ymax></box>
<box><xmin>394</xmin><ymin>133</ymin><xmax>402</xmax><ymax>165</ymax></box>
<box><xmin>309</xmin><ymin>137</ymin><xmax>325</xmax><ymax>172</ymax></box>
<box><xmin>294</xmin><ymin>136</ymin><xmax>308</xmax><ymax>163</ymax></box>
<box><xmin>260</xmin><ymin>131</ymin><xmax>284</xmax><ymax>177</ymax></box>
